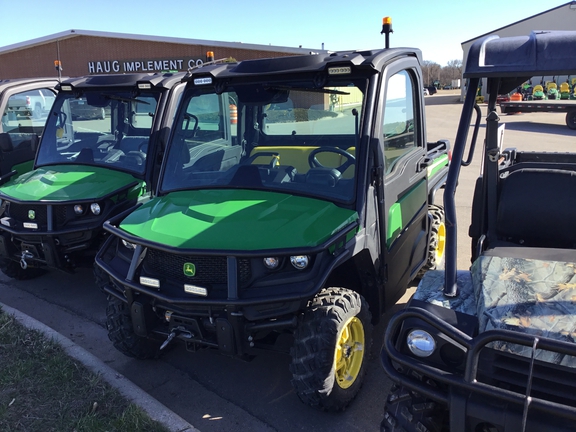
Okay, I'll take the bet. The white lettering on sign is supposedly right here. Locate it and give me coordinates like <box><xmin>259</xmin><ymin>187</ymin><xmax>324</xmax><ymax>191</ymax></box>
<box><xmin>88</xmin><ymin>61</ymin><xmax>121</xmax><ymax>74</ymax></box>
<box><xmin>88</xmin><ymin>58</ymin><xmax>201</xmax><ymax>74</ymax></box>
<box><xmin>188</xmin><ymin>59</ymin><xmax>204</xmax><ymax>68</ymax></box>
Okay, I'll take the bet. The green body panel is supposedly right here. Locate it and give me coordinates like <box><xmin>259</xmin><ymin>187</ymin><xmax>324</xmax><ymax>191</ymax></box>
<box><xmin>120</xmin><ymin>189</ymin><xmax>358</xmax><ymax>250</ymax></box>
<box><xmin>0</xmin><ymin>165</ymin><xmax>142</xmax><ymax>202</ymax></box>
<box><xmin>387</xmin><ymin>179</ymin><xmax>427</xmax><ymax>248</ymax></box>
<box><xmin>427</xmin><ymin>154</ymin><xmax>449</xmax><ymax>179</ymax></box>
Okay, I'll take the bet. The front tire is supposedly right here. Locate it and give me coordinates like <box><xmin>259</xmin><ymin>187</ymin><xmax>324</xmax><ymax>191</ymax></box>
<box><xmin>105</xmin><ymin>296</ymin><xmax>162</xmax><ymax>359</ymax></box>
<box><xmin>290</xmin><ymin>287</ymin><xmax>372</xmax><ymax>411</ymax></box>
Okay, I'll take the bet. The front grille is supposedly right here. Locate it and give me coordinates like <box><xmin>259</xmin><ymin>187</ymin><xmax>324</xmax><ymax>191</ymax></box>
<box><xmin>8</xmin><ymin>203</ymin><xmax>48</xmax><ymax>225</ymax></box>
<box><xmin>7</xmin><ymin>202</ymin><xmax>69</xmax><ymax>229</ymax></box>
<box><xmin>143</xmin><ymin>248</ymin><xmax>252</xmax><ymax>286</ymax></box>
<box><xmin>479</xmin><ymin>349</ymin><xmax>576</xmax><ymax>407</ymax></box>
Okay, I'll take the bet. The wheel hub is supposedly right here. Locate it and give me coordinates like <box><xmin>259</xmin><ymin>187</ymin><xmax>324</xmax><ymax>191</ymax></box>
<box><xmin>334</xmin><ymin>316</ymin><xmax>365</xmax><ymax>389</ymax></box>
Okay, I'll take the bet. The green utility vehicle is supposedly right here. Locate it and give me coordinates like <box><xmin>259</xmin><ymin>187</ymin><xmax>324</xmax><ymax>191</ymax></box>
<box><xmin>95</xmin><ymin>22</ymin><xmax>450</xmax><ymax>411</ymax></box>
<box><xmin>382</xmin><ymin>31</ymin><xmax>576</xmax><ymax>431</ymax></box>
<box><xmin>0</xmin><ymin>77</ymin><xmax>61</xmax><ymax>181</ymax></box>
<box><xmin>0</xmin><ymin>72</ymin><xmax>187</xmax><ymax>279</ymax></box>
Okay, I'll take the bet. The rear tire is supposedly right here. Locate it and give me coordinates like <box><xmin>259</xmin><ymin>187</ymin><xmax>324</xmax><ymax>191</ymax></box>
<box><xmin>417</xmin><ymin>204</ymin><xmax>446</xmax><ymax>278</ymax></box>
<box><xmin>290</xmin><ymin>287</ymin><xmax>373</xmax><ymax>411</ymax></box>
<box><xmin>382</xmin><ymin>384</ymin><xmax>448</xmax><ymax>432</ymax></box>
<box><xmin>106</xmin><ymin>296</ymin><xmax>162</xmax><ymax>359</ymax></box>
<box><xmin>0</xmin><ymin>259</ymin><xmax>45</xmax><ymax>280</ymax></box>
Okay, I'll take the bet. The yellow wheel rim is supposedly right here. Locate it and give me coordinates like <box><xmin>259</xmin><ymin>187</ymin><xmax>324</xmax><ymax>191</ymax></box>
<box><xmin>334</xmin><ymin>316</ymin><xmax>365</xmax><ymax>389</ymax></box>
<box><xmin>435</xmin><ymin>221</ymin><xmax>446</xmax><ymax>263</ymax></box>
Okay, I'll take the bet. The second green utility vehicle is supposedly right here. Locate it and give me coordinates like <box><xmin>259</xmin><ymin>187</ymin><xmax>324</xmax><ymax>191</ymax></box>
<box><xmin>0</xmin><ymin>72</ymin><xmax>186</xmax><ymax>279</ymax></box>
<box><xmin>96</xmin><ymin>22</ymin><xmax>450</xmax><ymax>411</ymax></box>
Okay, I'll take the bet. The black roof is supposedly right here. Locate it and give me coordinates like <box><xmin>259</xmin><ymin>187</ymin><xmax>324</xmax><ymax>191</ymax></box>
<box><xmin>185</xmin><ymin>48</ymin><xmax>423</xmax><ymax>82</ymax></box>
<box><xmin>465</xmin><ymin>31</ymin><xmax>576</xmax><ymax>79</ymax></box>
<box><xmin>58</xmin><ymin>72</ymin><xmax>187</xmax><ymax>90</ymax></box>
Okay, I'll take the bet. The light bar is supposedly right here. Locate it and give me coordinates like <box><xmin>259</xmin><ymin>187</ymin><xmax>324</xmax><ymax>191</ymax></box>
<box><xmin>138</xmin><ymin>83</ymin><xmax>152</xmax><ymax>89</ymax></box>
<box><xmin>140</xmin><ymin>276</ymin><xmax>160</xmax><ymax>288</ymax></box>
<box><xmin>60</xmin><ymin>85</ymin><xmax>73</xmax><ymax>91</ymax></box>
<box><xmin>328</xmin><ymin>66</ymin><xmax>351</xmax><ymax>75</ymax></box>
<box><xmin>184</xmin><ymin>284</ymin><xmax>208</xmax><ymax>296</ymax></box>
<box><xmin>194</xmin><ymin>77</ymin><xmax>213</xmax><ymax>85</ymax></box>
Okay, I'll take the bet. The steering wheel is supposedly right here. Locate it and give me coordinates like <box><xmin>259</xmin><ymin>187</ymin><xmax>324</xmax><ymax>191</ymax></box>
<box><xmin>308</xmin><ymin>147</ymin><xmax>355</xmax><ymax>174</ymax></box>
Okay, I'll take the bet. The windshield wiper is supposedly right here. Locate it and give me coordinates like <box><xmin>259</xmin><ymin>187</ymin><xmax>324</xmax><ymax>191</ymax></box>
<box><xmin>105</xmin><ymin>94</ymin><xmax>151</xmax><ymax>105</ymax></box>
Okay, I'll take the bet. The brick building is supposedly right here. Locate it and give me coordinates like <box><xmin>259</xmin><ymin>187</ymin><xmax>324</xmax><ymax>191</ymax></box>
<box><xmin>0</xmin><ymin>30</ymin><xmax>324</xmax><ymax>80</ymax></box>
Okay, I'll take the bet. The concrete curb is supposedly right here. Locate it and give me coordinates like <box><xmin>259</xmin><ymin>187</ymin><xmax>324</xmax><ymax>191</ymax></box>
<box><xmin>0</xmin><ymin>302</ymin><xmax>199</xmax><ymax>432</ymax></box>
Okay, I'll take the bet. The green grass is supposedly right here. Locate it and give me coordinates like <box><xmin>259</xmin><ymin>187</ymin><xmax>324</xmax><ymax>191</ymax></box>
<box><xmin>0</xmin><ymin>309</ymin><xmax>170</xmax><ymax>432</ymax></box>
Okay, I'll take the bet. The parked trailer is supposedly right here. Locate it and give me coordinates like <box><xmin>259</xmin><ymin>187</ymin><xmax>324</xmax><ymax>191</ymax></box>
<box><xmin>499</xmin><ymin>99</ymin><xmax>576</xmax><ymax>129</ymax></box>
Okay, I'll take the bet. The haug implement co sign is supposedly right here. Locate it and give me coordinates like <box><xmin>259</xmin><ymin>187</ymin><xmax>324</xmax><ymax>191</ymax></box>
<box><xmin>88</xmin><ymin>57</ymin><xmax>205</xmax><ymax>74</ymax></box>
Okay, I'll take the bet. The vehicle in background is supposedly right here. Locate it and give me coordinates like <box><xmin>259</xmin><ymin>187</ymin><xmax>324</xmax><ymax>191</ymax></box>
<box><xmin>425</xmin><ymin>86</ymin><xmax>437</xmax><ymax>95</ymax></box>
<box><xmin>423</xmin><ymin>88</ymin><xmax>430</xmax><ymax>96</ymax></box>
<box><xmin>0</xmin><ymin>78</ymin><xmax>61</xmax><ymax>182</ymax></box>
<box><xmin>6</xmin><ymin>88</ymin><xmax>56</xmax><ymax>119</ymax></box>
<box><xmin>500</xmin><ymin>98</ymin><xmax>576</xmax><ymax>129</ymax></box>
<box><xmin>382</xmin><ymin>30</ymin><xmax>576</xmax><ymax>432</ymax></box>
<box><xmin>70</xmin><ymin>97</ymin><xmax>106</xmax><ymax>120</ymax></box>
<box><xmin>94</xmin><ymin>18</ymin><xmax>450</xmax><ymax>412</ymax></box>
<box><xmin>0</xmin><ymin>72</ymin><xmax>187</xmax><ymax>279</ymax></box>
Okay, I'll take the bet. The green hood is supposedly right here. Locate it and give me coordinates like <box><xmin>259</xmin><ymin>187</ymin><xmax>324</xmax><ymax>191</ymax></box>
<box><xmin>121</xmin><ymin>189</ymin><xmax>358</xmax><ymax>250</ymax></box>
<box><xmin>0</xmin><ymin>165</ymin><xmax>140</xmax><ymax>201</ymax></box>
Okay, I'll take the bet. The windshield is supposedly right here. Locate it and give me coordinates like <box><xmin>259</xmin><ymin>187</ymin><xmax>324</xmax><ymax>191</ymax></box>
<box><xmin>161</xmin><ymin>80</ymin><xmax>364</xmax><ymax>202</ymax></box>
<box><xmin>37</xmin><ymin>90</ymin><xmax>159</xmax><ymax>175</ymax></box>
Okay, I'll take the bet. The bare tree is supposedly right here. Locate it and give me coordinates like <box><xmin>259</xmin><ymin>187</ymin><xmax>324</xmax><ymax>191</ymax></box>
<box><xmin>421</xmin><ymin>60</ymin><xmax>442</xmax><ymax>87</ymax></box>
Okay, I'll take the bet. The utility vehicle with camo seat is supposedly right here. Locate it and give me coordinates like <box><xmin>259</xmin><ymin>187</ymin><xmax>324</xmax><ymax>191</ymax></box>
<box><xmin>0</xmin><ymin>72</ymin><xmax>186</xmax><ymax>279</ymax></box>
<box><xmin>382</xmin><ymin>31</ymin><xmax>576</xmax><ymax>432</ymax></box>
<box><xmin>95</xmin><ymin>20</ymin><xmax>450</xmax><ymax>411</ymax></box>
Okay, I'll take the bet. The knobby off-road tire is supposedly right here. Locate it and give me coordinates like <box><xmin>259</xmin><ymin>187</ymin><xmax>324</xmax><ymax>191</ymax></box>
<box><xmin>290</xmin><ymin>287</ymin><xmax>373</xmax><ymax>411</ymax></box>
<box><xmin>382</xmin><ymin>383</ymin><xmax>448</xmax><ymax>432</ymax></box>
<box><xmin>105</xmin><ymin>296</ymin><xmax>162</xmax><ymax>360</ymax></box>
<box><xmin>0</xmin><ymin>259</ymin><xmax>45</xmax><ymax>280</ymax></box>
<box><xmin>417</xmin><ymin>204</ymin><xmax>446</xmax><ymax>279</ymax></box>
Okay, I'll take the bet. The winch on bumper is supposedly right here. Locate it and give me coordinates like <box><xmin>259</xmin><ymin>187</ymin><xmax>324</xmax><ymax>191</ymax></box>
<box><xmin>95</xmin><ymin>219</ymin><xmax>355</xmax><ymax>356</ymax></box>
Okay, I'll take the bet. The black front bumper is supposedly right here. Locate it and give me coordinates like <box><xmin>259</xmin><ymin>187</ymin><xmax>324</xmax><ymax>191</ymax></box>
<box><xmin>96</xmin><ymin>219</ymin><xmax>357</xmax><ymax>357</ymax></box>
<box><xmin>382</xmin><ymin>307</ymin><xmax>576</xmax><ymax>431</ymax></box>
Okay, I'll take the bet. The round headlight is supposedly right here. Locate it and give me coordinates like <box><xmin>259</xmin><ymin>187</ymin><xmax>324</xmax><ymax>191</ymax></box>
<box><xmin>407</xmin><ymin>329</ymin><xmax>436</xmax><ymax>357</ymax></box>
<box><xmin>90</xmin><ymin>203</ymin><xmax>101</xmax><ymax>215</ymax></box>
<box><xmin>74</xmin><ymin>204</ymin><xmax>83</xmax><ymax>214</ymax></box>
<box><xmin>121</xmin><ymin>239</ymin><xmax>136</xmax><ymax>250</ymax></box>
<box><xmin>290</xmin><ymin>255</ymin><xmax>309</xmax><ymax>270</ymax></box>
<box><xmin>263</xmin><ymin>257</ymin><xmax>280</xmax><ymax>270</ymax></box>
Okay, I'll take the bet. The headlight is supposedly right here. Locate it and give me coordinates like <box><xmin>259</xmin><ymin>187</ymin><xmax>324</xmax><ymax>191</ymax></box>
<box><xmin>290</xmin><ymin>255</ymin><xmax>309</xmax><ymax>270</ymax></box>
<box><xmin>90</xmin><ymin>203</ymin><xmax>101</xmax><ymax>215</ymax></box>
<box><xmin>263</xmin><ymin>257</ymin><xmax>280</xmax><ymax>269</ymax></box>
<box><xmin>74</xmin><ymin>204</ymin><xmax>83</xmax><ymax>214</ymax></box>
<box><xmin>407</xmin><ymin>329</ymin><xmax>436</xmax><ymax>357</ymax></box>
<box><xmin>121</xmin><ymin>239</ymin><xmax>136</xmax><ymax>250</ymax></box>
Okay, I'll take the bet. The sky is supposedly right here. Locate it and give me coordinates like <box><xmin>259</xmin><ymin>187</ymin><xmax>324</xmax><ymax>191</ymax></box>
<box><xmin>0</xmin><ymin>0</ymin><xmax>568</xmax><ymax>66</ymax></box>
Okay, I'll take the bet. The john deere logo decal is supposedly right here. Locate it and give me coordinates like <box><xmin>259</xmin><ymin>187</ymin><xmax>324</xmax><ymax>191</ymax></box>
<box><xmin>28</xmin><ymin>210</ymin><xmax>35</xmax><ymax>220</ymax></box>
<box><xmin>183</xmin><ymin>263</ymin><xmax>196</xmax><ymax>277</ymax></box>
